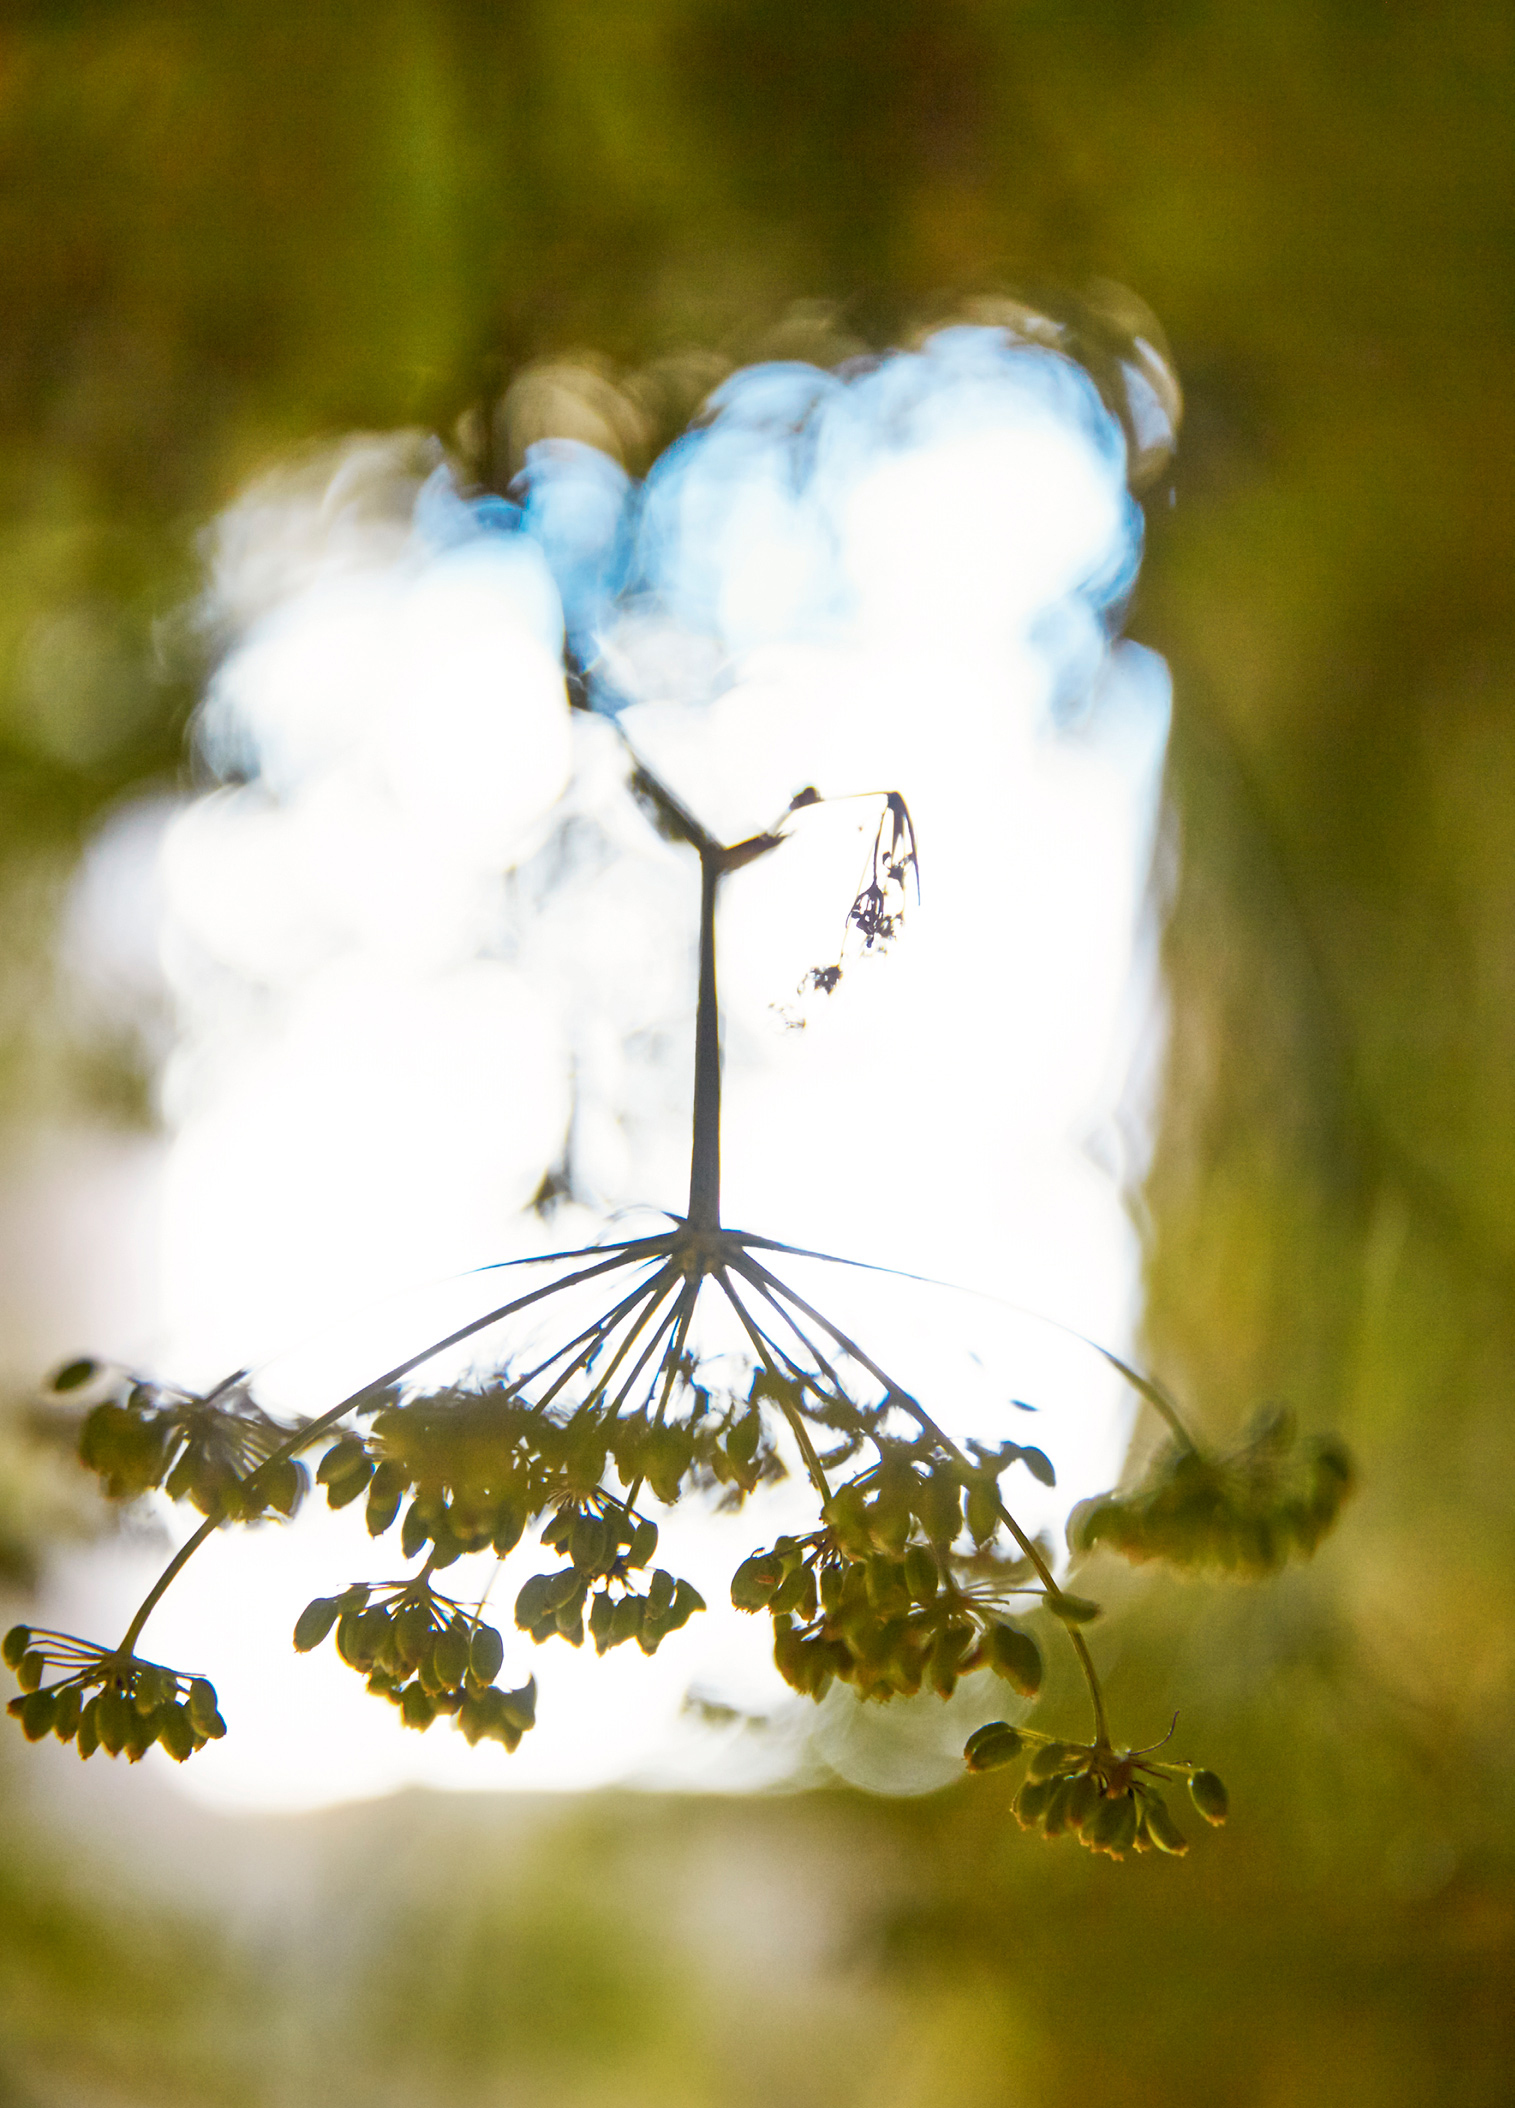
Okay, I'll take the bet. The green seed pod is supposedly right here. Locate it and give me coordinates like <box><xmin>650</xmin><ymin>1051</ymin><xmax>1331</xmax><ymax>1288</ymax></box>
<box><xmin>987</xmin><ymin>1622</ymin><xmax>1042</xmax><ymax>1698</ymax></box>
<box><xmin>1142</xmin><ymin>1796</ymin><xmax>1189</xmax><ymax>1856</ymax></box>
<box><xmin>610</xmin><ymin>1594</ymin><xmax>644</xmax><ymax>1645</ymax></box>
<box><xmin>1041</xmin><ymin>1776</ymin><xmax>1079</xmax><ymax>1839</ymax></box>
<box><xmin>514</xmin><ymin>1573</ymin><xmax>554</xmax><ymax>1630</ymax></box>
<box><xmin>18</xmin><ymin>1649</ymin><xmax>46</xmax><ymax>1693</ymax></box>
<box><xmin>819</xmin><ymin>1562</ymin><xmax>847</xmax><ymax>1616</ymax></box>
<box><xmin>457</xmin><ymin>1693</ymin><xmax>492</xmax><ymax>1745</ymax></box>
<box><xmin>318</xmin><ymin>1435</ymin><xmax>370</xmax><ymax>1487</ymax></box>
<box><xmin>366</xmin><ymin>1464</ymin><xmax>405</xmax><ymax>1537</ymax></box>
<box><xmin>400</xmin><ymin>1682</ymin><xmax>436</xmax><ymax>1731</ymax></box>
<box><xmin>915</xmin><ymin>1468</ymin><xmax>962</xmax><ymax>1546</ymax></box>
<box><xmin>259</xmin><ymin>1455</ymin><xmax>305</xmax><ymax>1517</ymax></box>
<box><xmin>178</xmin><ymin>1677</ymin><xmax>215</xmax><ymax>1728</ymax></box>
<box><xmin>401</xmin><ymin>1500</ymin><xmax>436</xmax><ymax>1561</ymax></box>
<box><xmin>134</xmin><ymin>1664</ymin><xmax>174</xmax><ymax>1715</ymax></box>
<box><xmin>158</xmin><ymin>1704</ymin><xmax>197</xmax><ymax>1764</ymax></box>
<box><xmin>588</xmin><ymin>1590</ymin><xmax>615</xmax><ymax>1652</ymax></box>
<box><xmin>927</xmin><ymin>1622</ymin><xmax>974</xmax><ymax>1699</ymax></box>
<box><xmin>2</xmin><ymin>1624</ymin><xmax>30</xmax><ymax>1671</ymax></box>
<box><xmin>21</xmin><ymin>1689</ymin><xmax>58</xmax><ymax>1741</ymax></box>
<box><xmin>867</xmin><ymin>1489</ymin><xmax>913</xmax><ymax>1556</ymax></box>
<box><xmin>570</xmin><ymin>1511</ymin><xmax>608</xmax><ymax>1573</ymax></box>
<box><xmin>963</xmin><ymin>1721</ymin><xmax>1022</xmax><ymax>1772</ymax></box>
<box><xmin>336</xmin><ymin>1611</ymin><xmax>373</xmax><ymax>1671</ymax></box>
<box><xmin>826</xmin><ymin>1482</ymin><xmax>872</xmax><ymax>1558</ymax></box>
<box><xmin>1110</xmin><ymin>1793</ymin><xmax>1140</xmax><ymax>1854</ymax></box>
<box><xmin>730</xmin><ymin>1553</ymin><xmax>783</xmax><ymax>1611</ymax></box>
<box><xmin>1029</xmin><ymin>1740</ymin><xmax>1079</xmax><ymax>1781</ymax></box>
<box><xmin>76</xmin><ymin>1696</ymin><xmax>101</xmax><ymax>1759</ymax></box>
<box><xmin>903</xmin><ymin>1544</ymin><xmax>939</xmax><ymax>1604</ymax></box>
<box><xmin>554</xmin><ymin>1588</ymin><xmax>587</xmax><ymax>1643</ymax></box>
<box><xmin>124</xmin><ymin>1705</ymin><xmax>159</xmax><ymax>1762</ymax></box>
<box><xmin>433</xmin><ymin>1625</ymin><xmax>471</xmax><ymax>1688</ymax></box>
<box><xmin>626</xmin><ymin>1517</ymin><xmax>658</xmax><ymax>1568</ymax></box>
<box><xmin>52</xmin><ymin>1684</ymin><xmax>83</xmax><ymax>1743</ymax></box>
<box><xmin>1189</xmin><ymin>1770</ymin><xmax>1229</xmax><ymax>1825</ymax></box>
<box><xmin>1063</xmin><ymin>1769</ymin><xmax>1101</xmax><ymax>1832</ymax></box>
<box><xmin>864</xmin><ymin>1554</ymin><xmax>911</xmax><ymax>1620</ymax></box>
<box><xmin>769</xmin><ymin>1564</ymin><xmax>812</xmax><ymax>1616</ymax></box>
<box><xmin>498</xmin><ymin>1678</ymin><xmax>537</xmax><ymax>1733</ymax></box>
<box><xmin>325</xmin><ymin>1460</ymin><xmax>374</xmax><ymax>1512</ymax></box>
<box><xmin>965</xmin><ymin>1481</ymin><xmax>1000</xmax><ymax>1547</ymax></box>
<box><xmin>772</xmin><ymin>1626</ymin><xmax>807</xmax><ymax>1691</ymax></box>
<box><xmin>294</xmin><ymin>1597</ymin><xmax>340</xmax><ymax>1653</ymax></box>
<box><xmin>491</xmin><ymin>1498</ymin><xmax>526</xmax><ymax>1557</ymax></box>
<box><xmin>1085</xmin><ymin>1791</ymin><xmax>1133</xmax><ymax>1855</ymax></box>
<box><xmin>647</xmin><ymin>1568</ymin><xmax>676</xmax><ymax>1619</ymax></box>
<box><xmin>1015</xmin><ymin>1775</ymin><xmax>1057</xmax><ymax>1830</ymax></box>
<box><xmin>666</xmin><ymin>1579</ymin><xmax>706</xmax><ymax>1631</ymax></box>
<box><xmin>470</xmin><ymin>1623</ymin><xmax>505</xmax><ymax>1683</ymax></box>
<box><xmin>1081</xmin><ymin>1792</ymin><xmax>1122</xmax><ymax>1851</ymax></box>
<box><xmin>543</xmin><ymin>1567</ymin><xmax>583</xmax><ymax>1612</ymax></box>
<box><xmin>1047</xmin><ymin>1592</ymin><xmax>1101</xmax><ymax>1624</ymax></box>
<box><xmin>395</xmin><ymin>1601</ymin><xmax>434</xmax><ymax>1670</ymax></box>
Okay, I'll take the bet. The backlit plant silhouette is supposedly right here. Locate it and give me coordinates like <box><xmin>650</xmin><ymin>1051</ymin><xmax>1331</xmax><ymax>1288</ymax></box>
<box><xmin>5</xmin><ymin>339</ymin><xmax>1354</xmax><ymax>1862</ymax></box>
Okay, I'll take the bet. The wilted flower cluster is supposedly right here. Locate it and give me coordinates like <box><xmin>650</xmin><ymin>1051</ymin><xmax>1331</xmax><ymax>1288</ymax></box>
<box><xmin>1067</xmin><ymin>1407</ymin><xmax>1354</xmax><ymax>1576</ymax></box>
<box><xmin>963</xmin><ymin>1718</ymin><xmax>1229</xmax><ymax>1858</ymax></box>
<box><xmin>3</xmin><ymin>1622</ymin><xmax>226</xmax><ymax>1762</ymax></box>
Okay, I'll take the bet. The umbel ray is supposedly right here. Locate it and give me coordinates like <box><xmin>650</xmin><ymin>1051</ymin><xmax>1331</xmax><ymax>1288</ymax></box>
<box><xmin>5</xmin><ymin>742</ymin><xmax>1352</xmax><ymax>1862</ymax></box>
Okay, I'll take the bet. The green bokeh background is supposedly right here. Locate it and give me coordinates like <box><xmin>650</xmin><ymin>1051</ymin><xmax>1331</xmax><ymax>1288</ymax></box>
<box><xmin>3</xmin><ymin>3</ymin><xmax>1513</xmax><ymax>2101</ymax></box>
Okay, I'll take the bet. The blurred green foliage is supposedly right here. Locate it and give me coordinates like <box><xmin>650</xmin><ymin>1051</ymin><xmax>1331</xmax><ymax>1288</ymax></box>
<box><xmin>3</xmin><ymin>0</ymin><xmax>1514</xmax><ymax>2101</ymax></box>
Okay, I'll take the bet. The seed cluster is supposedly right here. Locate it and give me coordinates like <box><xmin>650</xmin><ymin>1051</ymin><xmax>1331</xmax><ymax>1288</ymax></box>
<box><xmin>68</xmin><ymin>1361</ymin><xmax>307</xmax><ymax>1520</ymax></box>
<box><xmin>294</xmin><ymin>1583</ymin><xmax>537</xmax><ymax>1747</ymax></box>
<box><xmin>1068</xmin><ymin>1411</ymin><xmax>1354</xmax><ymax>1576</ymax></box>
<box><xmin>3</xmin><ymin>1623</ymin><xmax>226</xmax><ymax>1763</ymax></box>
<box><xmin>728</xmin><ymin>1442</ymin><xmax>1070</xmax><ymax>1703</ymax></box>
<box><xmin>964</xmin><ymin>1720</ymin><xmax>1230</xmax><ymax>1859</ymax></box>
<box><xmin>14</xmin><ymin>1224</ymin><xmax>1345</xmax><ymax>1853</ymax></box>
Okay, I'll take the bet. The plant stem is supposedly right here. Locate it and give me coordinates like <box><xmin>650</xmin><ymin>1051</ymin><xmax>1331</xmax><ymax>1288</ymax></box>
<box><xmin>688</xmin><ymin>847</ymin><xmax>723</xmax><ymax>1231</ymax></box>
<box><xmin>118</xmin><ymin>1515</ymin><xmax>220</xmax><ymax>1659</ymax></box>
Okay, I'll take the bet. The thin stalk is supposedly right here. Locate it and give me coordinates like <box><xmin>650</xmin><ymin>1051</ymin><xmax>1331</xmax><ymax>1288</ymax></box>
<box><xmin>531</xmin><ymin>1263</ymin><xmax>679</xmax><ymax>1417</ymax></box>
<box><xmin>688</xmin><ymin>848</ymin><xmax>723</xmax><ymax>1231</ymax></box>
<box><xmin>602</xmin><ymin>1275</ymin><xmax>691</xmax><ymax>1416</ymax></box>
<box><xmin>734</xmin><ymin>1231</ymin><xmax>1200</xmax><ymax>1452</ymax></box>
<box><xmin>119</xmin><ymin>1515</ymin><xmax>220</xmax><ymax>1659</ymax></box>
<box><xmin>719</xmin><ymin>1271</ymin><xmax>856</xmax><ymax>1426</ymax></box>
<box><xmin>717</xmin><ymin>1271</ymin><xmax>832</xmax><ymax>1504</ymax></box>
<box><xmin>650</xmin><ymin>1281</ymin><xmax>700</xmax><ymax>1424</ymax></box>
<box><xmin>726</xmin><ymin>1260</ymin><xmax>864</xmax><ymax>1411</ymax></box>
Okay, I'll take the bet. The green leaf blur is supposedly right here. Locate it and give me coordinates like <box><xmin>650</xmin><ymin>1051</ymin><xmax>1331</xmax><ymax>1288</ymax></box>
<box><xmin>2</xmin><ymin>2</ymin><xmax>1513</xmax><ymax>2104</ymax></box>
